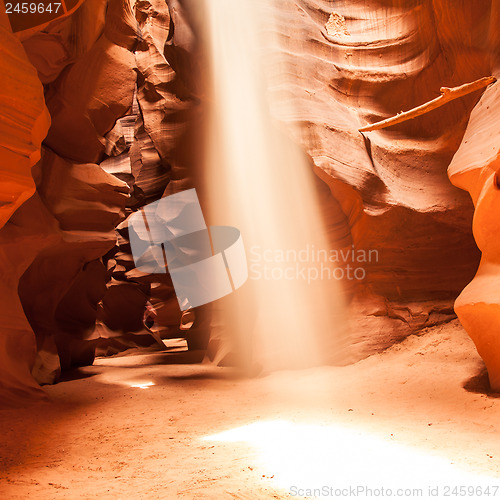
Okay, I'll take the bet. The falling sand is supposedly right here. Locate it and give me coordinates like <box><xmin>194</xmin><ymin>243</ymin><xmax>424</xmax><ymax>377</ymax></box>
<box><xmin>200</xmin><ymin>0</ymin><xmax>347</xmax><ymax>372</ymax></box>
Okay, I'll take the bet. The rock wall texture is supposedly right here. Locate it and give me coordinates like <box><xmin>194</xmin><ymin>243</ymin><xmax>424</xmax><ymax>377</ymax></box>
<box><xmin>0</xmin><ymin>0</ymin><xmax>498</xmax><ymax>401</ymax></box>
<box><xmin>261</xmin><ymin>0</ymin><xmax>489</xmax><ymax>357</ymax></box>
<box><xmin>0</xmin><ymin>10</ymin><xmax>50</xmax><ymax>228</ymax></box>
<box><xmin>0</xmin><ymin>0</ymin><xmax>210</xmax><ymax>403</ymax></box>
<box><xmin>0</xmin><ymin>10</ymin><xmax>53</xmax><ymax>404</ymax></box>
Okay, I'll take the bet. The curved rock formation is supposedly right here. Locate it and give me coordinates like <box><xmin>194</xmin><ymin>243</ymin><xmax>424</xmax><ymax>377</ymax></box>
<box><xmin>18</xmin><ymin>149</ymin><xmax>130</xmax><ymax>382</ymax></box>
<box><xmin>0</xmin><ymin>10</ymin><xmax>50</xmax><ymax>230</ymax></box>
<box><xmin>0</xmin><ymin>0</ymin><xmax>142</xmax><ymax>395</ymax></box>
<box><xmin>266</xmin><ymin>0</ymin><xmax>484</xmax><ymax>297</ymax></box>
<box><xmin>0</xmin><ymin>10</ymin><xmax>52</xmax><ymax>403</ymax></box>
<box><xmin>258</xmin><ymin>0</ymin><xmax>492</xmax><ymax>356</ymax></box>
<box><xmin>448</xmin><ymin>74</ymin><xmax>500</xmax><ymax>390</ymax></box>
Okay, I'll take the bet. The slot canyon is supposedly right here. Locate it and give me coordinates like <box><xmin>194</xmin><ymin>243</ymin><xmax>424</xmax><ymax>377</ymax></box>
<box><xmin>1</xmin><ymin>0</ymin><xmax>500</xmax><ymax>498</ymax></box>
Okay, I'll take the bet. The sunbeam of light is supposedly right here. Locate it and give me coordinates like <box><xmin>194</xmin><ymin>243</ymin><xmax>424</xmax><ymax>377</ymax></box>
<box><xmin>200</xmin><ymin>0</ymin><xmax>348</xmax><ymax>372</ymax></box>
<box><xmin>129</xmin><ymin>381</ymin><xmax>155</xmax><ymax>390</ymax></box>
<box><xmin>204</xmin><ymin>420</ymin><xmax>500</xmax><ymax>496</ymax></box>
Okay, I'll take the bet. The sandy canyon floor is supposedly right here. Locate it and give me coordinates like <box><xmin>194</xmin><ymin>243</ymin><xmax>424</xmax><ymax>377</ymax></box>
<box><xmin>1</xmin><ymin>319</ymin><xmax>500</xmax><ymax>499</ymax></box>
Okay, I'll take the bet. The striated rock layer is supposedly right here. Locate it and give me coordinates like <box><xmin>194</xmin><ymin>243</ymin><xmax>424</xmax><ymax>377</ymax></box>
<box><xmin>0</xmin><ymin>0</ymin><xmax>211</xmax><ymax>398</ymax></box>
<box><xmin>0</xmin><ymin>0</ymin><xmax>141</xmax><ymax>396</ymax></box>
<box><xmin>260</xmin><ymin>0</ymin><xmax>491</xmax><ymax>357</ymax></box>
<box><xmin>265</xmin><ymin>0</ymin><xmax>485</xmax><ymax>293</ymax></box>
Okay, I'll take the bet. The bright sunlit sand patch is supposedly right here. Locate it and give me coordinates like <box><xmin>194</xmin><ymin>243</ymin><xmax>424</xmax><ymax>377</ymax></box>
<box><xmin>204</xmin><ymin>420</ymin><xmax>500</xmax><ymax>496</ymax></box>
<box><xmin>129</xmin><ymin>381</ymin><xmax>155</xmax><ymax>390</ymax></box>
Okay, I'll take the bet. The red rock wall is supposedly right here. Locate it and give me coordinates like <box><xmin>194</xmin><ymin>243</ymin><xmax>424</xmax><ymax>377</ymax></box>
<box><xmin>0</xmin><ymin>10</ymin><xmax>50</xmax><ymax>229</ymax></box>
<box><xmin>0</xmin><ymin>10</ymin><xmax>53</xmax><ymax>404</ymax></box>
<box><xmin>262</xmin><ymin>0</ymin><xmax>490</xmax><ymax>356</ymax></box>
<box><xmin>266</xmin><ymin>0</ymin><xmax>484</xmax><ymax>293</ymax></box>
<box><xmin>0</xmin><ymin>1</ymin><xmax>136</xmax><ymax>400</ymax></box>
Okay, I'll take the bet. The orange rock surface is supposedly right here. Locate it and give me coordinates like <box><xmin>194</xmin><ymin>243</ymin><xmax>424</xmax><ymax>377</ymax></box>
<box><xmin>0</xmin><ymin>10</ymin><xmax>50</xmax><ymax>230</ymax></box>
<box><xmin>448</xmin><ymin>79</ymin><xmax>500</xmax><ymax>390</ymax></box>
